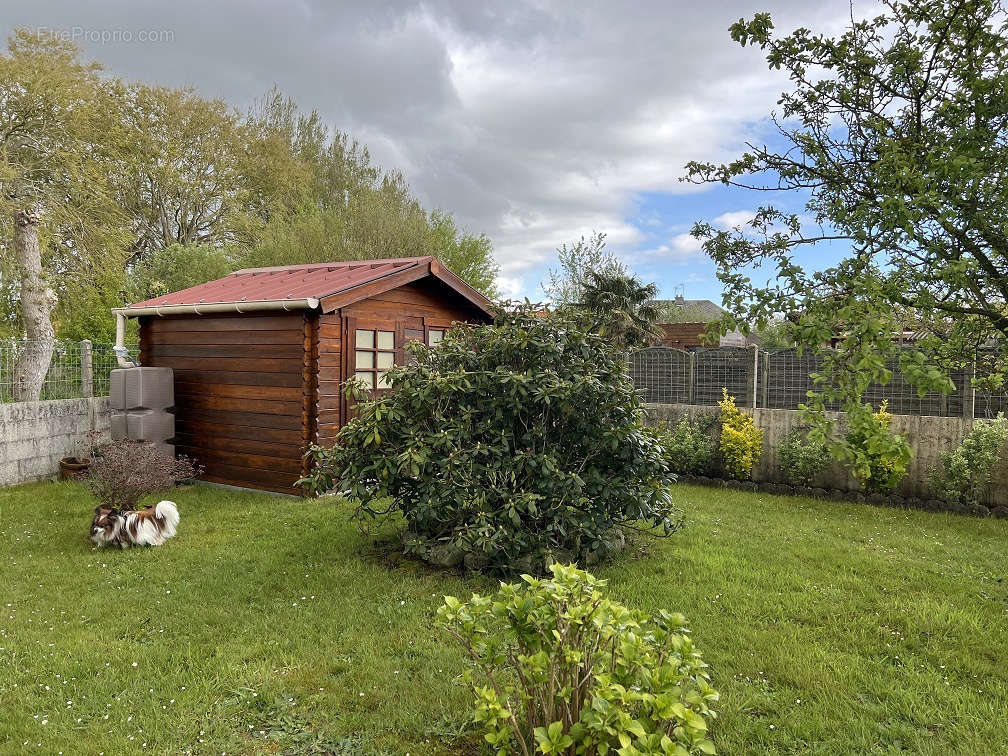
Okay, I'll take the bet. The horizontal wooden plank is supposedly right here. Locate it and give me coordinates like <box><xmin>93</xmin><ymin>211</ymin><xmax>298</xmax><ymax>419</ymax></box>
<box><xmin>143</xmin><ymin>356</ymin><xmax>302</xmax><ymax>373</ymax></box>
<box><xmin>318</xmin><ymin>380</ymin><xmax>343</xmax><ymax>396</ymax></box>
<box><xmin>199</xmin><ymin>461</ymin><xmax>301</xmax><ymax>488</ymax></box>
<box><xmin>174</xmin><ymin>394</ymin><xmax>303</xmax><ymax>416</ymax></box>
<box><xmin>174</xmin><ymin>408</ymin><xmax>301</xmax><ymax>430</ymax></box>
<box><xmin>174</xmin><ymin>419</ymin><xmax>302</xmax><ymax>444</ymax></box>
<box><xmin>318</xmin><ymin>340</ymin><xmax>341</xmax><ymax>355</ymax></box>
<box><xmin>178</xmin><ymin>445</ymin><xmax>303</xmax><ymax>474</ymax></box>
<box><xmin>145</xmin><ymin>343</ymin><xmax>305</xmax><ymax>359</ymax></box>
<box><xmin>318</xmin><ymin>395</ymin><xmax>342</xmax><ymax>411</ymax></box>
<box><xmin>140</xmin><ymin>329</ymin><xmax>304</xmax><ymax>345</ymax></box>
<box><xmin>201</xmin><ymin>473</ymin><xmax>301</xmax><ymax>496</ymax></box>
<box><xmin>174</xmin><ymin>383</ymin><xmax>303</xmax><ymax>401</ymax></box>
<box><xmin>169</xmin><ymin>369</ymin><xmax>303</xmax><ymax>388</ymax></box>
<box><xmin>318</xmin><ymin>367</ymin><xmax>343</xmax><ymax>382</ymax></box>
<box><xmin>318</xmin><ymin>354</ymin><xmax>342</xmax><ymax>368</ymax></box>
<box><xmin>174</xmin><ymin>433</ymin><xmax>302</xmax><ymax>460</ymax></box>
<box><xmin>318</xmin><ymin>324</ymin><xmax>342</xmax><ymax>339</ymax></box>
<box><xmin>144</xmin><ymin>314</ymin><xmax>304</xmax><ymax>332</ymax></box>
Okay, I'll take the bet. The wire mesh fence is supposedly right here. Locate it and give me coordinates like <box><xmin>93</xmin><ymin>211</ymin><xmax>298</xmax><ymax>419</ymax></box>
<box><xmin>629</xmin><ymin>345</ymin><xmax>1008</xmax><ymax>419</ymax></box>
<box><xmin>0</xmin><ymin>340</ymin><xmax>139</xmax><ymax>402</ymax></box>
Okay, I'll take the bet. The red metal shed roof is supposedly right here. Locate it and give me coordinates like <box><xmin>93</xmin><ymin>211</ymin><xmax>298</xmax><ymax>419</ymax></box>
<box><xmin>127</xmin><ymin>256</ymin><xmax>494</xmax><ymax>317</ymax></box>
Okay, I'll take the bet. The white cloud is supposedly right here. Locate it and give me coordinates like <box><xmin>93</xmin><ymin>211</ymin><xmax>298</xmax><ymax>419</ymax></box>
<box><xmin>714</xmin><ymin>210</ymin><xmax>757</xmax><ymax>230</ymax></box>
<box><xmin>494</xmin><ymin>274</ymin><xmax>526</xmax><ymax>299</ymax></box>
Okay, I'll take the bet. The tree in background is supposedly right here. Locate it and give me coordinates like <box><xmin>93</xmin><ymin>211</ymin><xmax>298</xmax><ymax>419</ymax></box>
<box><xmin>579</xmin><ymin>270</ymin><xmax>663</xmax><ymax>350</ymax></box>
<box><xmin>0</xmin><ymin>39</ymin><xmax>498</xmax><ymax>352</ymax></box>
<box><xmin>685</xmin><ymin>0</ymin><xmax>1008</xmax><ymax>473</ymax></box>
<box><xmin>0</xmin><ymin>31</ymin><xmax>128</xmax><ymax>399</ymax></box>
<box><xmin>542</xmin><ymin>231</ymin><xmax>623</xmax><ymax>305</ymax></box>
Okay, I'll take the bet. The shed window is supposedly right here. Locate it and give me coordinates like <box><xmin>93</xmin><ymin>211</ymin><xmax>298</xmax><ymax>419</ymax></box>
<box><xmin>428</xmin><ymin>329</ymin><xmax>445</xmax><ymax>346</ymax></box>
<box><xmin>354</xmin><ymin>328</ymin><xmax>395</xmax><ymax>390</ymax></box>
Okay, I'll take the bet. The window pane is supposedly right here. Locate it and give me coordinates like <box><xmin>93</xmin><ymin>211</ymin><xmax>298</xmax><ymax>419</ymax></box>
<box><xmin>356</xmin><ymin>329</ymin><xmax>374</xmax><ymax>349</ymax></box>
<box><xmin>377</xmin><ymin>330</ymin><xmax>395</xmax><ymax>350</ymax></box>
<box><xmin>404</xmin><ymin>328</ymin><xmax>424</xmax><ymax>343</ymax></box>
<box><xmin>428</xmin><ymin>329</ymin><xmax>444</xmax><ymax>345</ymax></box>
<box><xmin>353</xmin><ymin>371</ymin><xmax>375</xmax><ymax>388</ymax></box>
<box><xmin>376</xmin><ymin>351</ymin><xmax>394</xmax><ymax>369</ymax></box>
<box><xmin>355</xmin><ymin>351</ymin><xmax>374</xmax><ymax>369</ymax></box>
<box><xmin>376</xmin><ymin>370</ymin><xmax>390</xmax><ymax>388</ymax></box>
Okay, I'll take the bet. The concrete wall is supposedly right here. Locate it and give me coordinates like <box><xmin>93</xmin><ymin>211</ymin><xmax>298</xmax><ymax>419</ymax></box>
<box><xmin>0</xmin><ymin>397</ymin><xmax>110</xmax><ymax>487</ymax></box>
<box><xmin>644</xmin><ymin>403</ymin><xmax>1008</xmax><ymax>506</ymax></box>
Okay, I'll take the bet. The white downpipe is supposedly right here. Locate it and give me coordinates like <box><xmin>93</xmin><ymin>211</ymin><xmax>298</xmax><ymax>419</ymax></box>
<box><xmin>111</xmin><ymin>297</ymin><xmax>321</xmax><ymax>368</ymax></box>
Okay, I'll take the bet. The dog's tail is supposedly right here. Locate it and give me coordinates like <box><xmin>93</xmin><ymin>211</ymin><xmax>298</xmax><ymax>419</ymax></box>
<box><xmin>155</xmin><ymin>500</ymin><xmax>180</xmax><ymax>536</ymax></box>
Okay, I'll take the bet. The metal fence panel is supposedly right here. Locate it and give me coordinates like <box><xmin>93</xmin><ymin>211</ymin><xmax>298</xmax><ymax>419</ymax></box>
<box><xmin>694</xmin><ymin>347</ymin><xmax>752</xmax><ymax>407</ymax></box>
<box><xmin>629</xmin><ymin>348</ymin><xmax>691</xmax><ymax>405</ymax></box>
<box><xmin>0</xmin><ymin>340</ymin><xmax>138</xmax><ymax>402</ymax></box>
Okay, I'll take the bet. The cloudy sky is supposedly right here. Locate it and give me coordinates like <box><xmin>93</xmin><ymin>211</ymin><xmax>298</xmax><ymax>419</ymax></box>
<box><xmin>6</xmin><ymin>1</ymin><xmax>857</xmax><ymax>302</ymax></box>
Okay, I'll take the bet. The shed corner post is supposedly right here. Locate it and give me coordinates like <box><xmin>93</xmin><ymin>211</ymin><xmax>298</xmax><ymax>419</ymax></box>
<box><xmin>301</xmin><ymin>312</ymin><xmax>320</xmax><ymax>497</ymax></box>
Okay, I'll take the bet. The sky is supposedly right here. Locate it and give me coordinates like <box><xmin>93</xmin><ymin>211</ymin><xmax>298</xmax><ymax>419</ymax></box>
<box><xmin>4</xmin><ymin>0</ymin><xmax>859</xmax><ymax>303</ymax></box>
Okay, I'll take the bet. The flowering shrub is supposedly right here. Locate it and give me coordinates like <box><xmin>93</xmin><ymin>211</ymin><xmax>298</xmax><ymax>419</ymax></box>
<box><xmin>930</xmin><ymin>413</ymin><xmax>1008</xmax><ymax>505</ymax></box>
<box><xmin>300</xmin><ymin>303</ymin><xmax>680</xmax><ymax>574</ymax></box>
<box><xmin>718</xmin><ymin>389</ymin><xmax>763</xmax><ymax>480</ymax></box>
<box><xmin>843</xmin><ymin>401</ymin><xmax>909</xmax><ymax>494</ymax></box>
<box><xmin>777</xmin><ymin>427</ymin><xmax>830</xmax><ymax>487</ymax></box>
<box><xmin>657</xmin><ymin>415</ymin><xmax>717</xmax><ymax>476</ymax></box>
<box><xmin>87</xmin><ymin>440</ymin><xmax>201</xmax><ymax>510</ymax></box>
<box><xmin>438</xmin><ymin>563</ymin><xmax>719</xmax><ymax>756</ymax></box>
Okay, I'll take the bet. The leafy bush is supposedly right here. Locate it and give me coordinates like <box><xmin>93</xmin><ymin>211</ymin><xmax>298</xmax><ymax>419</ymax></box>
<box><xmin>777</xmin><ymin>427</ymin><xmax>830</xmax><ymax>487</ymax></box>
<box><xmin>930</xmin><ymin>413</ymin><xmax>1008</xmax><ymax>505</ymax></box>
<box><xmin>438</xmin><ymin>563</ymin><xmax>719</xmax><ymax>756</ymax></box>
<box><xmin>87</xmin><ymin>440</ymin><xmax>200</xmax><ymax>510</ymax></box>
<box><xmin>656</xmin><ymin>415</ymin><xmax>717</xmax><ymax>476</ymax></box>
<box><xmin>300</xmin><ymin>303</ymin><xmax>680</xmax><ymax>573</ymax></box>
<box><xmin>718</xmin><ymin>389</ymin><xmax>763</xmax><ymax>480</ymax></box>
<box><xmin>843</xmin><ymin>400</ymin><xmax>909</xmax><ymax>494</ymax></box>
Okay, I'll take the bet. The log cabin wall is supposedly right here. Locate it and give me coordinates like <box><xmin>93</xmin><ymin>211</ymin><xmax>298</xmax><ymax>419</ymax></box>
<box><xmin>315</xmin><ymin>279</ymin><xmax>487</xmax><ymax>445</ymax></box>
<box><xmin>138</xmin><ymin>311</ymin><xmax>312</xmax><ymax>495</ymax></box>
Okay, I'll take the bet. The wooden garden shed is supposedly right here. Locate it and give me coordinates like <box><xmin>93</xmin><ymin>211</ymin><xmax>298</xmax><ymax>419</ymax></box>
<box><xmin>115</xmin><ymin>257</ymin><xmax>494</xmax><ymax>494</ymax></box>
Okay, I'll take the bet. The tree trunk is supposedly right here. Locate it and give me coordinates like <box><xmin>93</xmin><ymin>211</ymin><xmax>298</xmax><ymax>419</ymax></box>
<box><xmin>12</xmin><ymin>208</ymin><xmax>57</xmax><ymax>402</ymax></box>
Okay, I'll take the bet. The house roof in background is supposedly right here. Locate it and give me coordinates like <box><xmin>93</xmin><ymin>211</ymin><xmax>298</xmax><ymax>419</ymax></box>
<box><xmin>653</xmin><ymin>297</ymin><xmax>724</xmax><ymax>322</ymax></box>
<box><xmin>127</xmin><ymin>257</ymin><xmax>494</xmax><ymax>317</ymax></box>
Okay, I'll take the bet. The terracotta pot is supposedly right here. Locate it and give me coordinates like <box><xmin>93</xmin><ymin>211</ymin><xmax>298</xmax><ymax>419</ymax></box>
<box><xmin>59</xmin><ymin>456</ymin><xmax>91</xmax><ymax>480</ymax></box>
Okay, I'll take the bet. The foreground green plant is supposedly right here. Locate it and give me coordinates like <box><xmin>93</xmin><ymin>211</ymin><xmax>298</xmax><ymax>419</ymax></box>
<box><xmin>930</xmin><ymin>413</ymin><xmax>1008</xmax><ymax>506</ymax></box>
<box><xmin>657</xmin><ymin>415</ymin><xmax>717</xmax><ymax>477</ymax></box>
<box><xmin>777</xmin><ymin>428</ymin><xmax>830</xmax><ymax>487</ymax></box>
<box><xmin>438</xmin><ymin>563</ymin><xmax>719</xmax><ymax>756</ymax></box>
<box><xmin>843</xmin><ymin>401</ymin><xmax>909</xmax><ymax>494</ymax></box>
<box><xmin>718</xmin><ymin>389</ymin><xmax>762</xmax><ymax>480</ymax></box>
<box><xmin>300</xmin><ymin>303</ymin><xmax>680</xmax><ymax>573</ymax></box>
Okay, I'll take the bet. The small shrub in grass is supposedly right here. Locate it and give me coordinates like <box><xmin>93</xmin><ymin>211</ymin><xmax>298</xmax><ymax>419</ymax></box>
<box><xmin>778</xmin><ymin>427</ymin><xmax>830</xmax><ymax>487</ymax></box>
<box><xmin>930</xmin><ymin>413</ymin><xmax>1008</xmax><ymax>505</ymax></box>
<box><xmin>87</xmin><ymin>440</ymin><xmax>201</xmax><ymax>510</ymax></box>
<box><xmin>657</xmin><ymin>415</ymin><xmax>717</xmax><ymax>476</ymax></box>
<box><xmin>438</xmin><ymin>563</ymin><xmax>719</xmax><ymax>756</ymax></box>
<box><xmin>717</xmin><ymin>388</ymin><xmax>763</xmax><ymax>480</ymax></box>
<box><xmin>300</xmin><ymin>303</ymin><xmax>680</xmax><ymax>574</ymax></box>
<box><xmin>843</xmin><ymin>401</ymin><xmax>909</xmax><ymax>494</ymax></box>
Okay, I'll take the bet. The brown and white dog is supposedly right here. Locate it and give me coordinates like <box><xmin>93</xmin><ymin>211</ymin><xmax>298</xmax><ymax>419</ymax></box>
<box><xmin>90</xmin><ymin>501</ymin><xmax>180</xmax><ymax>548</ymax></box>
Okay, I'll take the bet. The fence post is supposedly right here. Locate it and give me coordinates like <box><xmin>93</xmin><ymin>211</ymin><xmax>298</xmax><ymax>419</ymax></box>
<box><xmin>687</xmin><ymin>351</ymin><xmax>696</xmax><ymax>405</ymax></box>
<box><xmin>761</xmin><ymin>351</ymin><xmax>770</xmax><ymax>409</ymax></box>
<box><xmin>963</xmin><ymin>359</ymin><xmax>976</xmax><ymax>420</ymax></box>
<box><xmin>80</xmin><ymin>340</ymin><xmax>93</xmax><ymax>398</ymax></box>
<box><xmin>748</xmin><ymin>344</ymin><xmax>759</xmax><ymax>409</ymax></box>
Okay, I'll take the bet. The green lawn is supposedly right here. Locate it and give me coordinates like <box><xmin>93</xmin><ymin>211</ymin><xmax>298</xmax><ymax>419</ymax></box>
<box><xmin>1</xmin><ymin>481</ymin><xmax>1006</xmax><ymax>755</ymax></box>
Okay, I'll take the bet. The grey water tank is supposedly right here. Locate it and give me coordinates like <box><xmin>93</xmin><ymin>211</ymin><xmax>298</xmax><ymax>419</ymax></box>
<box><xmin>110</xmin><ymin>367</ymin><xmax>174</xmax><ymax>410</ymax></box>
<box><xmin>109</xmin><ymin>367</ymin><xmax>175</xmax><ymax>454</ymax></box>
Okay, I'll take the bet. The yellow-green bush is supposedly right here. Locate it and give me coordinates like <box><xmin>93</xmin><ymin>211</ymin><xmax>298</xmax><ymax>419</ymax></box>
<box><xmin>718</xmin><ymin>388</ymin><xmax>763</xmax><ymax>480</ymax></box>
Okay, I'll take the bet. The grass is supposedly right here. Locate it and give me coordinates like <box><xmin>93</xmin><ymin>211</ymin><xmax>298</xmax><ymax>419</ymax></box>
<box><xmin>1</xmin><ymin>482</ymin><xmax>1006</xmax><ymax>754</ymax></box>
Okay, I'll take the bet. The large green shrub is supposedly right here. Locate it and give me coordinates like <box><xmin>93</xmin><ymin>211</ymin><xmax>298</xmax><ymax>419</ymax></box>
<box><xmin>718</xmin><ymin>389</ymin><xmax>763</xmax><ymax>480</ymax></box>
<box><xmin>300</xmin><ymin>304</ymin><xmax>680</xmax><ymax>573</ymax></box>
<box><xmin>777</xmin><ymin>427</ymin><xmax>830</xmax><ymax>487</ymax></box>
<box><xmin>657</xmin><ymin>415</ymin><xmax>717</xmax><ymax>476</ymax></box>
<box><xmin>843</xmin><ymin>401</ymin><xmax>909</xmax><ymax>494</ymax></box>
<box><xmin>438</xmin><ymin>563</ymin><xmax>719</xmax><ymax>756</ymax></box>
<box><xmin>930</xmin><ymin>413</ymin><xmax>1008</xmax><ymax>505</ymax></box>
